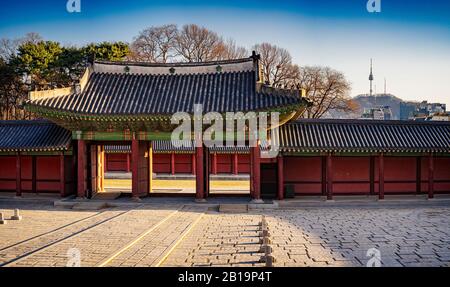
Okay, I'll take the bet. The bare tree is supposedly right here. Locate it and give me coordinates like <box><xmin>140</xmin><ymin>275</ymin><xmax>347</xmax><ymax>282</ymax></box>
<box><xmin>130</xmin><ymin>24</ymin><xmax>178</xmax><ymax>62</ymax></box>
<box><xmin>129</xmin><ymin>24</ymin><xmax>249</xmax><ymax>63</ymax></box>
<box><xmin>221</xmin><ymin>39</ymin><xmax>248</xmax><ymax>60</ymax></box>
<box><xmin>0</xmin><ymin>32</ymin><xmax>43</xmax><ymax>62</ymax></box>
<box><xmin>252</xmin><ymin>43</ymin><xmax>298</xmax><ymax>87</ymax></box>
<box><xmin>22</xmin><ymin>32</ymin><xmax>43</xmax><ymax>44</ymax></box>
<box><xmin>175</xmin><ymin>24</ymin><xmax>227</xmax><ymax>62</ymax></box>
<box><xmin>0</xmin><ymin>38</ymin><xmax>19</xmax><ymax>61</ymax></box>
<box><xmin>297</xmin><ymin>66</ymin><xmax>356</xmax><ymax>118</ymax></box>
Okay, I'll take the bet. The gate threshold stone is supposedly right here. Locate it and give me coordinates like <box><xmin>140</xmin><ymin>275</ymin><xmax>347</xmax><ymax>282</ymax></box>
<box><xmin>72</xmin><ymin>202</ymin><xmax>110</xmax><ymax>210</ymax></box>
<box><xmin>219</xmin><ymin>204</ymin><xmax>248</xmax><ymax>213</ymax></box>
<box><xmin>92</xmin><ymin>192</ymin><xmax>121</xmax><ymax>200</ymax></box>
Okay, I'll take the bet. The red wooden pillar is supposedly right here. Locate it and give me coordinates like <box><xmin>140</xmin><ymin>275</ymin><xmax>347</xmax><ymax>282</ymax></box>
<box><xmin>191</xmin><ymin>153</ymin><xmax>196</xmax><ymax>175</ymax></box>
<box><xmin>233</xmin><ymin>153</ymin><xmax>238</xmax><ymax>175</ymax></box>
<box><xmin>416</xmin><ymin>156</ymin><xmax>421</xmax><ymax>194</ymax></box>
<box><xmin>369</xmin><ymin>156</ymin><xmax>375</xmax><ymax>195</ymax></box>
<box><xmin>326</xmin><ymin>153</ymin><xmax>333</xmax><ymax>200</ymax></box>
<box><xmin>32</xmin><ymin>156</ymin><xmax>37</xmax><ymax>194</ymax></box>
<box><xmin>77</xmin><ymin>140</ymin><xmax>86</xmax><ymax>198</ymax></box>
<box><xmin>277</xmin><ymin>155</ymin><xmax>284</xmax><ymax>200</ymax></box>
<box><xmin>428</xmin><ymin>153</ymin><xmax>434</xmax><ymax>199</ymax></box>
<box><xmin>171</xmin><ymin>152</ymin><xmax>176</xmax><ymax>175</ymax></box>
<box><xmin>126</xmin><ymin>153</ymin><xmax>131</xmax><ymax>173</ymax></box>
<box><xmin>379</xmin><ymin>153</ymin><xmax>385</xmax><ymax>200</ymax></box>
<box><xmin>212</xmin><ymin>153</ymin><xmax>217</xmax><ymax>175</ymax></box>
<box><xmin>251</xmin><ymin>146</ymin><xmax>261</xmax><ymax>200</ymax></box>
<box><xmin>321</xmin><ymin>156</ymin><xmax>327</xmax><ymax>196</ymax></box>
<box><xmin>131</xmin><ymin>139</ymin><xmax>139</xmax><ymax>199</ymax></box>
<box><xmin>16</xmin><ymin>153</ymin><xmax>21</xmax><ymax>197</ymax></box>
<box><xmin>195</xmin><ymin>146</ymin><xmax>204</xmax><ymax>200</ymax></box>
<box><xmin>60</xmin><ymin>154</ymin><xmax>66</xmax><ymax>197</ymax></box>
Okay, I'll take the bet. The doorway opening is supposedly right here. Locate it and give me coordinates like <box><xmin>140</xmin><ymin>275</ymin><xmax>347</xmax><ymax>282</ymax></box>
<box><xmin>102</xmin><ymin>144</ymin><xmax>132</xmax><ymax>199</ymax></box>
<box><xmin>206</xmin><ymin>147</ymin><xmax>251</xmax><ymax>198</ymax></box>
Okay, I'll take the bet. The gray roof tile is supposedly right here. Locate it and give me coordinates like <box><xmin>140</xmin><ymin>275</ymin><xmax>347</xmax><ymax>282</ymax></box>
<box><xmin>29</xmin><ymin>71</ymin><xmax>302</xmax><ymax>115</ymax></box>
<box><xmin>279</xmin><ymin>119</ymin><xmax>450</xmax><ymax>153</ymax></box>
<box><xmin>0</xmin><ymin>121</ymin><xmax>71</xmax><ymax>152</ymax></box>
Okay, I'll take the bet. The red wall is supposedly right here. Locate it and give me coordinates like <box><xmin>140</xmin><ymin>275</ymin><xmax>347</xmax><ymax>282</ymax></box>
<box><xmin>283</xmin><ymin>155</ymin><xmax>450</xmax><ymax>196</ymax></box>
<box><xmin>153</xmin><ymin>153</ymin><xmax>171</xmax><ymax>173</ymax></box>
<box><xmin>105</xmin><ymin>153</ymin><xmax>129</xmax><ymax>172</ymax></box>
<box><xmin>210</xmin><ymin>154</ymin><xmax>250</xmax><ymax>174</ymax></box>
<box><xmin>36</xmin><ymin>157</ymin><xmax>60</xmax><ymax>192</ymax></box>
<box><xmin>174</xmin><ymin>154</ymin><xmax>193</xmax><ymax>173</ymax></box>
<box><xmin>420</xmin><ymin>157</ymin><xmax>450</xmax><ymax>194</ymax></box>
<box><xmin>0</xmin><ymin>155</ymin><xmax>65</xmax><ymax>194</ymax></box>
<box><xmin>216</xmin><ymin>154</ymin><xmax>232</xmax><ymax>174</ymax></box>
<box><xmin>435</xmin><ymin>157</ymin><xmax>450</xmax><ymax>193</ymax></box>
<box><xmin>332</xmin><ymin>157</ymin><xmax>370</xmax><ymax>194</ymax></box>
<box><xmin>237</xmin><ymin>154</ymin><xmax>250</xmax><ymax>174</ymax></box>
<box><xmin>0</xmin><ymin>156</ymin><xmax>16</xmax><ymax>190</ymax></box>
<box><xmin>284</xmin><ymin>156</ymin><xmax>322</xmax><ymax>195</ymax></box>
<box><xmin>384</xmin><ymin>157</ymin><xmax>416</xmax><ymax>194</ymax></box>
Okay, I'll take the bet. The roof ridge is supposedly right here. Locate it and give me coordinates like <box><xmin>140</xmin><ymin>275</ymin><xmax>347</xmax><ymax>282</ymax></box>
<box><xmin>94</xmin><ymin>69</ymin><xmax>254</xmax><ymax>77</ymax></box>
<box><xmin>94</xmin><ymin>57</ymin><xmax>254</xmax><ymax>68</ymax></box>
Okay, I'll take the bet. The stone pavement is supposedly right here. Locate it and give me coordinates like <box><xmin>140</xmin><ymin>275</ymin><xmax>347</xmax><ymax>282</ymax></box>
<box><xmin>4</xmin><ymin>206</ymin><xmax>182</xmax><ymax>267</ymax></box>
<box><xmin>0</xmin><ymin>205</ymin><xmax>98</xmax><ymax>252</ymax></box>
<box><xmin>254</xmin><ymin>207</ymin><xmax>450</xmax><ymax>267</ymax></box>
<box><xmin>161</xmin><ymin>213</ymin><xmax>265</xmax><ymax>267</ymax></box>
<box><xmin>0</xmin><ymin>200</ymin><xmax>449</xmax><ymax>267</ymax></box>
<box><xmin>103</xmin><ymin>206</ymin><xmax>207</xmax><ymax>267</ymax></box>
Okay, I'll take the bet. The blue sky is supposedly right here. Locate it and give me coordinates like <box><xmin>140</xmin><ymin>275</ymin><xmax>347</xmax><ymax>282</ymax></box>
<box><xmin>1</xmin><ymin>0</ymin><xmax>449</xmax><ymax>106</ymax></box>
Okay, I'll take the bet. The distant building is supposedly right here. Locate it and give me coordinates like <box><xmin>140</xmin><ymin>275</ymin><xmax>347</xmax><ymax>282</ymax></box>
<box><xmin>400</xmin><ymin>102</ymin><xmax>418</xmax><ymax>120</ymax></box>
<box><xmin>361</xmin><ymin>106</ymin><xmax>392</xmax><ymax>120</ymax></box>
<box><xmin>400</xmin><ymin>101</ymin><xmax>447</xmax><ymax>120</ymax></box>
<box><xmin>431</xmin><ymin>114</ymin><xmax>450</xmax><ymax>121</ymax></box>
<box><xmin>417</xmin><ymin>101</ymin><xmax>446</xmax><ymax>115</ymax></box>
<box><xmin>414</xmin><ymin>112</ymin><xmax>450</xmax><ymax>122</ymax></box>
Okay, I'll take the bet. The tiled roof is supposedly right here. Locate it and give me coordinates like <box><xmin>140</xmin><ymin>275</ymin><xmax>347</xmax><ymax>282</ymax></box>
<box><xmin>279</xmin><ymin>119</ymin><xmax>450</xmax><ymax>153</ymax></box>
<box><xmin>153</xmin><ymin>140</ymin><xmax>252</xmax><ymax>154</ymax></box>
<box><xmin>153</xmin><ymin>140</ymin><xmax>194</xmax><ymax>153</ymax></box>
<box><xmin>0</xmin><ymin>121</ymin><xmax>71</xmax><ymax>152</ymax></box>
<box><xmin>209</xmin><ymin>145</ymin><xmax>250</xmax><ymax>154</ymax></box>
<box><xmin>104</xmin><ymin>145</ymin><xmax>131</xmax><ymax>154</ymax></box>
<box><xmin>103</xmin><ymin>141</ymin><xmax>253</xmax><ymax>154</ymax></box>
<box><xmin>27</xmin><ymin>70</ymin><xmax>302</xmax><ymax>115</ymax></box>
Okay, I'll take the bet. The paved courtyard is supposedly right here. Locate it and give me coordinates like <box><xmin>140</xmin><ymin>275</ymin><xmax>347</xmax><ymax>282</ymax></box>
<box><xmin>0</xmin><ymin>200</ymin><xmax>449</xmax><ymax>267</ymax></box>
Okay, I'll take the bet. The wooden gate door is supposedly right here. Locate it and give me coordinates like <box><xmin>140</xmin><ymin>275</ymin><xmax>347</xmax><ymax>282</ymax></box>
<box><xmin>89</xmin><ymin>144</ymin><xmax>98</xmax><ymax>199</ymax></box>
<box><xmin>260</xmin><ymin>163</ymin><xmax>278</xmax><ymax>199</ymax></box>
<box><xmin>88</xmin><ymin>144</ymin><xmax>105</xmax><ymax>199</ymax></box>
